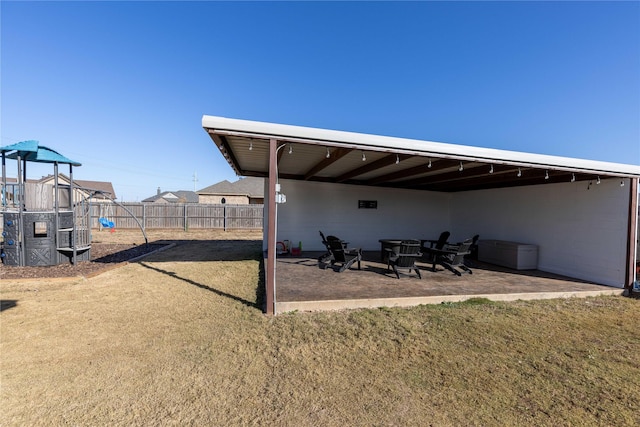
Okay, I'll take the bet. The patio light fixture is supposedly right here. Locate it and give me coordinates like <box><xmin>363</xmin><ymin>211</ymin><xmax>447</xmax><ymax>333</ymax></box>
<box><xmin>326</xmin><ymin>147</ymin><xmax>330</xmax><ymax>158</ymax></box>
<box><xmin>545</xmin><ymin>170</ymin><xmax>549</xmax><ymax>180</ymax></box>
<box><xmin>288</xmin><ymin>144</ymin><xmax>293</xmax><ymax>154</ymax></box>
<box><xmin>249</xmin><ymin>142</ymin><xmax>253</xmax><ymax>151</ymax></box>
<box><xmin>621</xmin><ymin>179</ymin><xmax>625</xmax><ymax>187</ymax></box>
<box><xmin>396</xmin><ymin>154</ymin><xmax>400</xmax><ymax>164</ymax></box>
<box><xmin>362</xmin><ymin>151</ymin><xmax>366</xmax><ymax>162</ymax></box>
<box><xmin>427</xmin><ymin>159</ymin><xmax>432</xmax><ymax>168</ymax></box>
<box><xmin>517</xmin><ymin>168</ymin><xmax>522</xmax><ymax>177</ymax></box>
<box><xmin>459</xmin><ymin>162</ymin><xmax>464</xmax><ymax>172</ymax></box>
<box><xmin>596</xmin><ymin>176</ymin><xmax>601</xmax><ymax>184</ymax></box>
<box><xmin>571</xmin><ymin>173</ymin><xmax>576</xmax><ymax>182</ymax></box>
<box><xmin>489</xmin><ymin>164</ymin><xmax>494</xmax><ymax>174</ymax></box>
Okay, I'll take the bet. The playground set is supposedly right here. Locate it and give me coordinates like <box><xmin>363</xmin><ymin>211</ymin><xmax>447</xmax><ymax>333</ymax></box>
<box><xmin>1</xmin><ymin>140</ymin><xmax>94</xmax><ymax>266</ymax></box>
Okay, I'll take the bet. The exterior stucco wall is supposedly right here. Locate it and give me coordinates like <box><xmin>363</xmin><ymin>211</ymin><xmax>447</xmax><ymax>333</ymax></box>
<box><xmin>450</xmin><ymin>178</ymin><xmax>630</xmax><ymax>287</ymax></box>
<box><xmin>265</xmin><ymin>179</ymin><xmax>451</xmax><ymax>252</ymax></box>
<box><xmin>199</xmin><ymin>194</ymin><xmax>249</xmax><ymax>204</ymax></box>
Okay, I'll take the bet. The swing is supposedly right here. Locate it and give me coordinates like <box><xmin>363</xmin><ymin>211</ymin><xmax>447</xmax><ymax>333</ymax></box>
<box><xmin>99</xmin><ymin>217</ymin><xmax>115</xmax><ymax>229</ymax></box>
<box><xmin>99</xmin><ymin>203</ymin><xmax>115</xmax><ymax>232</ymax></box>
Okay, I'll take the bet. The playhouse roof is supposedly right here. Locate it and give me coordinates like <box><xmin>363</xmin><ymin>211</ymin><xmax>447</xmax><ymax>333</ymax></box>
<box><xmin>1</xmin><ymin>140</ymin><xmax>81</xmax><ymax>166</ymax></box>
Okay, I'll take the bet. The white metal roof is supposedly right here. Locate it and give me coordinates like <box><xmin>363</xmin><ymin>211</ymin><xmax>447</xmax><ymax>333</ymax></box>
<box><xmin>203</xmin><ymin>115</ymin><xmax>640</xmax><ymax>192</ymax></box>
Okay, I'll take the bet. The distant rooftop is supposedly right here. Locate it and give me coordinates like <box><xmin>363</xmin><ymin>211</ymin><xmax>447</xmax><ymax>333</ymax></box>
<box><xmin>142</xmin><ymin>190</ymin><xmax>200</xmax><ymax>203</ymax></box>
<box><xmin>198</xmin><ymin>177</ymin><xmax>264</xmax><ymax>197</ymax></box>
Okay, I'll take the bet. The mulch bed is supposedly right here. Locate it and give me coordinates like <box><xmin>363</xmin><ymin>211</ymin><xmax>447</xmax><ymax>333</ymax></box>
<box><xmin>1</xmin><ymin>243</ymin><xmax>168</xmax><ymax>280</ymax></box>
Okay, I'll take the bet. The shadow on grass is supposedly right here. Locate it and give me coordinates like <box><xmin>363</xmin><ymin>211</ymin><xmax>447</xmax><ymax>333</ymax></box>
<box><xmin>256</xmin><ymin>256</ymin><xmax>265</xmax><ymax>311</ymax></box>
<box><xmin>143</xmin><ymin>239</ymin><xmax>263</xmax><ymax>262</ymax></box>
<box><xmin>93</xmin><ymin>244</ymin><xmax>167</xmax><ymax>264</ymax></box>
<box><xmin>1</xmin><ymin>300</ymin><xmax>18</xmax><ymax>312</ymax></box>
<box><xmin>139</xmin><ymin>262</ymin><xmax>261</xmax><ymax>309</ymax></box>
<box><xmin>139</xmin><ymin>239</ymin><xmax>265</xmax><ymax>312</ymax></box>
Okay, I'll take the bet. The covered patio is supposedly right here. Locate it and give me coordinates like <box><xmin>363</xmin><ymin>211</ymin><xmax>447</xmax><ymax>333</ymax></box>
<box><xmin>202</xmin><ymin>115</ymin><xmax>640</xmax><ymax>315</ymax></box>
<box><xmin>274</xmin><ymin>252</ymin><xmax>624</xmax><ymax>313</ymax></box>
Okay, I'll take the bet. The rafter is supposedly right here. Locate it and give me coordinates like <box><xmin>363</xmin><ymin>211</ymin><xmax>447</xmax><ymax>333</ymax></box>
<box><xmin>366</xmin><ymin>159</ymin><xmax>458</xmax><ymax>185</ymax></box>
<box><xmin>336</xmin><ymin>154</ymin><xmax>412</xmax><ymax>182</ymax></box>
<box><xmin>304</xmin><ymin>148</ymin><xmax>351</xmax><ymax>180</ymax></box>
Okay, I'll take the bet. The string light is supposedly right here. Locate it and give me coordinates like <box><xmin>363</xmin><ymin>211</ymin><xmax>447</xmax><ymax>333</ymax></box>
<box><xmin>396</xmin><ymin>154</ymin><xmax>400</xmax><ymax>164</ymax></box>
<box><xmin>427</xmin><ymin>159</ymin><xmax>432</xmax><ymax>168</ymax></box>
<box><xmin>288</xmin><ymin>144</ymin><xmax>293</xmax><ymax>154</ymax></box>
<box><xmin>362</xmin><ymin>151</ymin><xmax>366</xmax><ymax>162</ymax></box>
<box><xmin>571</xmin><ymin>173</ymin><xmax>576</xmax><ymax>182</ymax></box>
<box><xmin>326</xmin><ymin>147</ymin><xmax>330</xmax><ymax>158</ymax></box>
<box><xmin>489</xmin><ymin>164</ymin><xmax>494</xmax><ymax>174</ymax></box>
<box><xmin>596</xmin><ymin>176</ymin><xmax>601</xmax><ymax>185</ymax></box>
<box><xmin>545</xmin><ymin>170</ymin><xmax>549</xmax><ymax>180</ymax></box>
<box><xmin>459</xmin><ymin>162</ymin><xmax>464</xmax><ymax>172</ymax></box>
<box><xmin>249</xmin><ymin>142</ymin><xmax>253</xmax><ymax>151</ymax></box>
<box><xmin>517</xmin><ymin>168</ymin><xmax>522</xmax><ymax>177</ymax></box>
<box><xmin>620</xmin><ymin>180</ymin><xmax>625</xmax><ymax>187</ymax></box>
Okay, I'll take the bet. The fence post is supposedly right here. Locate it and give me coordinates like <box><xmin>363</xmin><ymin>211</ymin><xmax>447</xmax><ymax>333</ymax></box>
<box><xmin>142</xmin><ymin>203</ymin><xmax>146</xmax><ymax>230</ymax></box>
<box><xmin>184</xmin><ymin>204</ymin><xmax>188</xmax><ymax>231</ymax></box>
<box><xmin>223</xmin><ymin>205</ymin><xmax>227</xmax><ymax>231</ymax></box>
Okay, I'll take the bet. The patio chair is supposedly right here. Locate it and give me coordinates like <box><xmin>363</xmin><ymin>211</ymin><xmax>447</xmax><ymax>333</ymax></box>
<box><xmin>444</xmin><ymin>234</ymin><xmax>479</xmax><ymax>264</ymax></box>
<box><xmin>318</xmin><ymin>231</ymin><xmax>346</xmax><ymax>265</ymax></box>
<box><xmin>421</xmin><ymin>231</ymin><xmax>450</xmax><ymax>270</ymax></box>
<box><xmin>386</xmin><ymin>239</ymin><xmax>422</xmax><ymax>279</ymax></box>
<box><xmin>436</xmin><ymin>239</ymin><xmax>473</xmax><ymax>276</ymax></box>
<box><xmin>467</xmin><ymin>234</ymin><xmax>479</xmax><ymax>260</ymax></box>
<box><xmin>318</xmin><ymin>233</ymin><xmax>362</xmax><ymax>272</ymax></box>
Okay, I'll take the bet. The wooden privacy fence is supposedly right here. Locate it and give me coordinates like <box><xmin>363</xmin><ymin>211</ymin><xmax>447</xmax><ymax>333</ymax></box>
<box><xmin>90</xmin><ymin>203</ymin><xmax>263</xmax><ymax>230</ymax></box>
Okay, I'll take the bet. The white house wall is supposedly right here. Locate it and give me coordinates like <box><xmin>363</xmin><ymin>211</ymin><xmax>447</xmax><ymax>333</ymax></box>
<box><xmin>450</xmin><ymin>178</ymin><xmax>630</xmax><ymax>287</ymax></box>
<box><xmin>264</xmin><ymin>178</ymin><xmax>630</xmax><ymax>288</ymax></box>
<box><xmin>265</xmin><ymin>180</ymin><xmax>451</xmax><ymax>252</ymax></box>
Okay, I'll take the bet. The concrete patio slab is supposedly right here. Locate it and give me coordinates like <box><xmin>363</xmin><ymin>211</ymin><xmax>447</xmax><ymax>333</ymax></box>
<box><xmin>274</xmin><ymin>251</ymin><xmax>624</xmax><ymax>313</ymax></box>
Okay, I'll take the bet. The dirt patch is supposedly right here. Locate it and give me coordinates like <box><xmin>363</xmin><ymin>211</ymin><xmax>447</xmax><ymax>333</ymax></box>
<box><xmin>0</xmin><ymin>242</ymin><xmax>168</xmax><ymax>280</ymax></box>
<box><xmin>1</xmin><ymin>228</ymin><xmax>263</xmax><ymax>280</ymax></box>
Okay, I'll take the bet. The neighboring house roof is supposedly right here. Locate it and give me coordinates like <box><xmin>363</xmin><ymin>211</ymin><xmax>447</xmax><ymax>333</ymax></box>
<box><xmin>142</xmin><ymin>190</ymin><xmax>199</xmax><ymax>203</ymax></box>
<box><xmin>198</xmin><ymin>176</ymin><xmax>264</xmax><ymax>197</ymax></box>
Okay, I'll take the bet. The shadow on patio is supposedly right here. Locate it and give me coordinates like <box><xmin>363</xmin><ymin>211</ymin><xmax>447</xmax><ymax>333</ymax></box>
<box><xmin>274</xmin><ymin>251</ymin><xmax>624</xmax><ymax>313</ymax></box>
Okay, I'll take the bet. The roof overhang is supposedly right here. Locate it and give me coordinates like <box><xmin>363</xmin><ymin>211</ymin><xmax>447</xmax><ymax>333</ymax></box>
<box><xmin>202</xmin><ymin>115</ymin><xmax>640</xmax><ymax>192</ymax></box>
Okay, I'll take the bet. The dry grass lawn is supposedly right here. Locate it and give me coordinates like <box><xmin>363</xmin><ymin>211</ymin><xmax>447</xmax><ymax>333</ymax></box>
<box><xmin>1</xmin><ymin>230</ymin><xmax>639</xmax><ymax>426</ymax></box>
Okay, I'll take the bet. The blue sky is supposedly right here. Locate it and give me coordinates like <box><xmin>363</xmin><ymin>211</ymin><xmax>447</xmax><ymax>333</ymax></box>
<box><xmin>2</xmin><ymin>1</ymin><xmax>638</xmax><ymax>201</ymax></box>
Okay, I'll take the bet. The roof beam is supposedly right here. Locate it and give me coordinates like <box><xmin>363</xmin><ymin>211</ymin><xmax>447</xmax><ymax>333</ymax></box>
<box><xmin>335</xmin><ymin>154</ymin><xmax>412</xmax><ymax>183</ymax></box>
<box><xmin>210</xmin><ymin>134</ymin><xmax>243</xmax><ymax>176</ymax></box>
<box><xmin>366</xmin><ymin>158</ymin><xmax>458</xmax><ymax>185</ymax></box>
<box><xmin>423</xmin><ymin>169</ymin><xmax>581</xmax><ymax>192</ymax></box>
<box><xmin>398</xmin><ymin>163</ymin><xmax>490</xmax><ymax>187</ymax></box>
<box><xmin>304</xmin><ymin>147</ymin><xmax>351</xmax><ymax>180</ymax></box>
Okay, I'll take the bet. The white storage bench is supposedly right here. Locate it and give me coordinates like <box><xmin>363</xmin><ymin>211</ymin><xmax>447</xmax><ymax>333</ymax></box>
<box><xmin>477</xmin><ymin>240</ymin><xmax>538</xmax><ymax>270</ymax></box>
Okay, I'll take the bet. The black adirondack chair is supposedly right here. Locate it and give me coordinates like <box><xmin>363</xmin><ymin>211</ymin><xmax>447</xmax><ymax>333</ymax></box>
<box><xmin>421</xmin><ymin>231</ymin><xmax>450</xmax><ymax>270</ymax></box>
<box><xmin>386</xmin><ymin>240</ymin><xmax>422</xmax><ymax>279</ymax></box>
<box><xmin>437</xmin><ymin>239</ymin><xmax>473</xmax><ymax>276</ymax></box>
<box><xmin>318</xmin><ymin>232</ymin><xmax>361</xmax><ymax>272</ymax></box>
